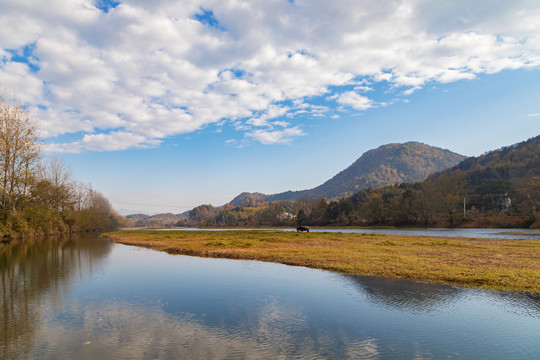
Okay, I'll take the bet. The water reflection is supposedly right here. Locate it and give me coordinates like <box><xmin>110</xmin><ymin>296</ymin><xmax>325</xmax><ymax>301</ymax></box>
<box><xmin>0</xmin><ymin>234</ymin><xmax>113</xmax><ymax>359</ymax></box>
<box><xmin>2</xmin><ymin>236</ymin><xmax>540</xmax><ymax>359</ymax></box>
<box><xmin>33</xmin><ymin>298</ymin><xmax>383</xmax><ymax>360</ymax></box>
<box><xmin>342</xmin><ymin>274</ymin><xmax>540</xmax><ymax>318</ymax></box>
<box><xmin>148</xmin><ymin>227</ymin><xmax>540</xmax><ymax>240</ymax></box>
<box><xmin>341</xmin><ymin>275</ymin><xmax>463</xmax><ymax>313</ymax></box>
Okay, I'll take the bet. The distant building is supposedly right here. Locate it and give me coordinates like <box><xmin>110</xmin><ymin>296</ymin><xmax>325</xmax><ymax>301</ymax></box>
<box><xmin>277</xmin><ymin>212</ymin><xmax>295</xmax><ymax>221</ymax></box>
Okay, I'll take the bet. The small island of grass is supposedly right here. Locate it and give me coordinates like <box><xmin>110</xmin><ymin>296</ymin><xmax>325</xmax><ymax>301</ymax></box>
<box><xmin>102</xmin><ymin>230</ymin><xmax>540</xmax><ymax>293</ymax></box>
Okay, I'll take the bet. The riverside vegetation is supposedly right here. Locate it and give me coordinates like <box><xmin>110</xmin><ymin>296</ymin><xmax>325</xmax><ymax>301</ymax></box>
<box><xmin>104</xmin><ymin>230</ymin><xmax>540</xmax><ymax>293</ymax></box>
<box><xmin>0</xmin><ymin>90</ymin><xmax>123</xmax><ymax>239</ymax></box>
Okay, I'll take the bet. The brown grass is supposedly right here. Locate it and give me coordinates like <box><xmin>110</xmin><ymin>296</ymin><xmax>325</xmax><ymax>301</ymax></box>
<box><xmin>102</xmin><ymin>230</ymin><xmax>540</xmax><ymax>293</ymax></box>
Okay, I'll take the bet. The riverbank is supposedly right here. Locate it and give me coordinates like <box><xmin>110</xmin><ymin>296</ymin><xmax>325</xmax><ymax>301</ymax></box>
<box><xmin>102</xmin><ymin>230</ymin><xmax>540</xmax><ymax>293</ymax></box>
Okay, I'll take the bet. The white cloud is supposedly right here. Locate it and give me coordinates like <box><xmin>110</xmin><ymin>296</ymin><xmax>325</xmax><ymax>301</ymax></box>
<box><xmin>0</xmin><ymin>0</ymin><xmax>539</xmax><ymax>151</ymax></box>
<box><xmin>247</xmin><ymin>127</ymin><xmax>304</xmax><ymax>145</ymax></box>
<box><xmin>247</xmin><ymin>104</ymin><xmax>291</xmax><ymax>127</ymax></box>
<box><xmin>0</xmin><ymin>62</ymin><xmax>43</xmax><ymax>103</ymax></box>
<box><xmin>329</xmin><ymin>91</ymin><xmax>375</xmax><ymax>111</ymax></box>
<box><xmin>45</xmin><ymin>131</ymin><xmax>162</xmax><ymax>153</ymax></box>
<box><xmin>354</xmin><ymin>85</ymin><xmax>373</xmax><ymax>93</ymax></box>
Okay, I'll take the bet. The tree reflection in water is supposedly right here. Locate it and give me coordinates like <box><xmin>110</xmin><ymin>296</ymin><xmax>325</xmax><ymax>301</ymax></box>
<box><xmin>0</xmin><ymin>234</ymin><xmax>113</xmax><ymax>358</ymax></box>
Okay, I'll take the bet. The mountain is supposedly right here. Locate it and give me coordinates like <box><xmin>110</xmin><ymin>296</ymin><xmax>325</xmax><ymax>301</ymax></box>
<box><xmin>231</xmin><ymin>142</ymin><xmax>466</xmax><ymax>205</ymax></box>
<box><xmin>346</xmin><ymin>135</ymin><xmax>540</xmax><ymax>227</ymax></box>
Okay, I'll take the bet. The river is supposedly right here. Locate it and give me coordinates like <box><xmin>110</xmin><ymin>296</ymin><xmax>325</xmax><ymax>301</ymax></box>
<box><xmin>144</xmin><ymin>227</ymin><xmax>540</xmax><ymax>240</ymax></box>
<box><xmin>1</xmin><ymin>233</ymin><xmax>539</xmax><ymax>359</ymax></box>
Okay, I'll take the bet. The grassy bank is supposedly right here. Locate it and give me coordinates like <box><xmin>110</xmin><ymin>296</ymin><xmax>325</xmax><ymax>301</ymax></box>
<box><xmin>102</xmin><ymin>230</ymin><xmax>540</xmax><ymax>293</ymax></box>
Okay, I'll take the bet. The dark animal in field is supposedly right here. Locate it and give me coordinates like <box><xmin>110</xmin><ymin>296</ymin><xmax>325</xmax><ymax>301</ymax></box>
<box><xmin>297</xmin><ymin>226</ymin><xmax>310</xmax><ymax>232</ymax></box>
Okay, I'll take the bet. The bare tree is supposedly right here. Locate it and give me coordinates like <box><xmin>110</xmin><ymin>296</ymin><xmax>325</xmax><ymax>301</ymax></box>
<box><xmin>0</xmin><ymin>90</ymin><xmax>42</xmax><ymax>214</ymax></box>
<box><xmin>72</xmin><ymin>181</ymin><xmax>91</xmax><ymax>211</ymax></box>
<box><xmin>43</xmin><ymin>156</ymin><xmax>75</xmax><ymax>213</ymax></box>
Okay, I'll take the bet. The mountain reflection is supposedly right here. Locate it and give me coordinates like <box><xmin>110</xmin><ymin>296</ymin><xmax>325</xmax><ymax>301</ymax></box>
<box><xmin>0</xmin><ymin>234</ymin><xmax>113</xmax><ymax>359</ymax></box>
<box><xmin>340</xmin><ymin>275</ymin><xmax>463</xmax><ymax>313</ymax></box>
<box><xmin>341</xmin><ymin>274</ymin><xmax>540</xmax><ymax>317</ymax></box>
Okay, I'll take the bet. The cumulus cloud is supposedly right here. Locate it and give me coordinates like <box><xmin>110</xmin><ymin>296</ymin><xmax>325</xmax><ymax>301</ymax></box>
<box><xmin>247</xmin><ymin>127</ymin><xmax>304</xmax><ymax>145</ymax></box>
<box><xmin>46</xmin><ymin>131</ymin><xmax>163</xmax><ymax>153</ymax></box>
<box><xmin>0</xmin><ymin>0</ymin><xmax>539</xmax><ymax>151</ymax></box>
<box><xmin>329</xmin><ymin>91</ymin><xmax>375</xmax><ymax>111</ymax></box>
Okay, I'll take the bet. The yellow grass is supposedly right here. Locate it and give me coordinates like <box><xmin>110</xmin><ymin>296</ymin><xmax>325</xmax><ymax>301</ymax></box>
<box><xmin>102</xmin><ymin>230</ymin><xmax>540</xmax><ymax>293</ymax></box>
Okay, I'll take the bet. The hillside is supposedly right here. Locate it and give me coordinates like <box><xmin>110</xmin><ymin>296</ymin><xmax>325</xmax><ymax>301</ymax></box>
<box><xmin>344</xmin><ymin>135</ymin><xmax>540</xmax><ymax>227</ymax></box>
<box><xmin>231</xmin><ymin>142</ymin><xmax>466</xmax><ymax>205</ymax></box>
<box><xmin>423</xmin><ymin>135</ymin><xmax>540</xmax><ymax>220</ymax></box>
<box><xmin>429</xmin><ymin>135</ymin><xmax>540</xmax><ymax>186</ymax></box>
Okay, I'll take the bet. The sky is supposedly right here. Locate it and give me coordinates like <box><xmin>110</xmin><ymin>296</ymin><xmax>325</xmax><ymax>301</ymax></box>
<box><xmin>1</xmin><ymin>0</ymin><xmax>540</xmax><ymax>214</ymax></box>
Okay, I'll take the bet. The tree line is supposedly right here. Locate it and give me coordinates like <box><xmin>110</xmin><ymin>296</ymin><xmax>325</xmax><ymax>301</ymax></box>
<box><xmin>182</xmin><ymin>178</ymin><xmax>538</xmax><ymax>229</ymax></box>
<box><xmin>0</xmin><ymin>90</ymin><xmax>123</xmax><ymax>239</ymax></box>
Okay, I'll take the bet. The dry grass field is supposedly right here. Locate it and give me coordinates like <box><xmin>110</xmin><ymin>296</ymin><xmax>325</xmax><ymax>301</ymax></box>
<box><xmin>103</xmin><ymin>230</ymin><xmax>540</xmax><ymax>293</ymax></box>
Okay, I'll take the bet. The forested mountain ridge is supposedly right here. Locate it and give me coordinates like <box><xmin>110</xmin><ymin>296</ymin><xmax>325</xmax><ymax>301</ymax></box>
<box><xmin>428</xmin><ymin>135</ymin><xmax>540</xmax><ymax>186</ymax></box>
<box><xmin>231</xmin><ymin>142</ymin><xmax>466</xmax><ymax>206</ymax></box>
<box><xmin>413</xmin><ymin>134</ymin><xmax>540</xmax><ymax>224</ymax></box>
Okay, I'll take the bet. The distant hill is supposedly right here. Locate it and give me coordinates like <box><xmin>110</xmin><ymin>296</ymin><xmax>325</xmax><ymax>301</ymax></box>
<box><xmin>118</xmin><ymin>208</ymin><xmax>154</xmax><ymax>216</ymax></box>
<box><xmin>126</xmin><ymin>212</ymin><xmax>187</xmax><ymax>227</ymax></box>
<box><xmin>231</xmin><ymin>142</ymin><xmax>466</xmax><ymax>205</ymax></box>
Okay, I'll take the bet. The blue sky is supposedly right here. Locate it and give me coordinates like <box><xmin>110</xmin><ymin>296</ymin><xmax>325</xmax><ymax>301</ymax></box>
<box><xmin>1</xmin><ymin>0</ymin><xmax>539</xmax><ymax>214</ymax></box>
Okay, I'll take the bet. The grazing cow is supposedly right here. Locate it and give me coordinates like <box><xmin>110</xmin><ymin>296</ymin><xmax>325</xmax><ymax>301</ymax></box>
<box><xmin>297</xmin><ymin>226</ymin><xmax>310</xmax><ymax>232</ymax></box>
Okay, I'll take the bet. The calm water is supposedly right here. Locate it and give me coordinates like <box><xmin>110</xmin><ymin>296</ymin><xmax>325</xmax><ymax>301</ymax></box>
<box><xmin>149</xmin><ymin>227</ymin><xmax>540</xmax><ymax>240</ymax></box>
<box><xmin>1</xmin><ymin>234</ymin><xmax>540</xmax><ymax>359</ymax></box>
